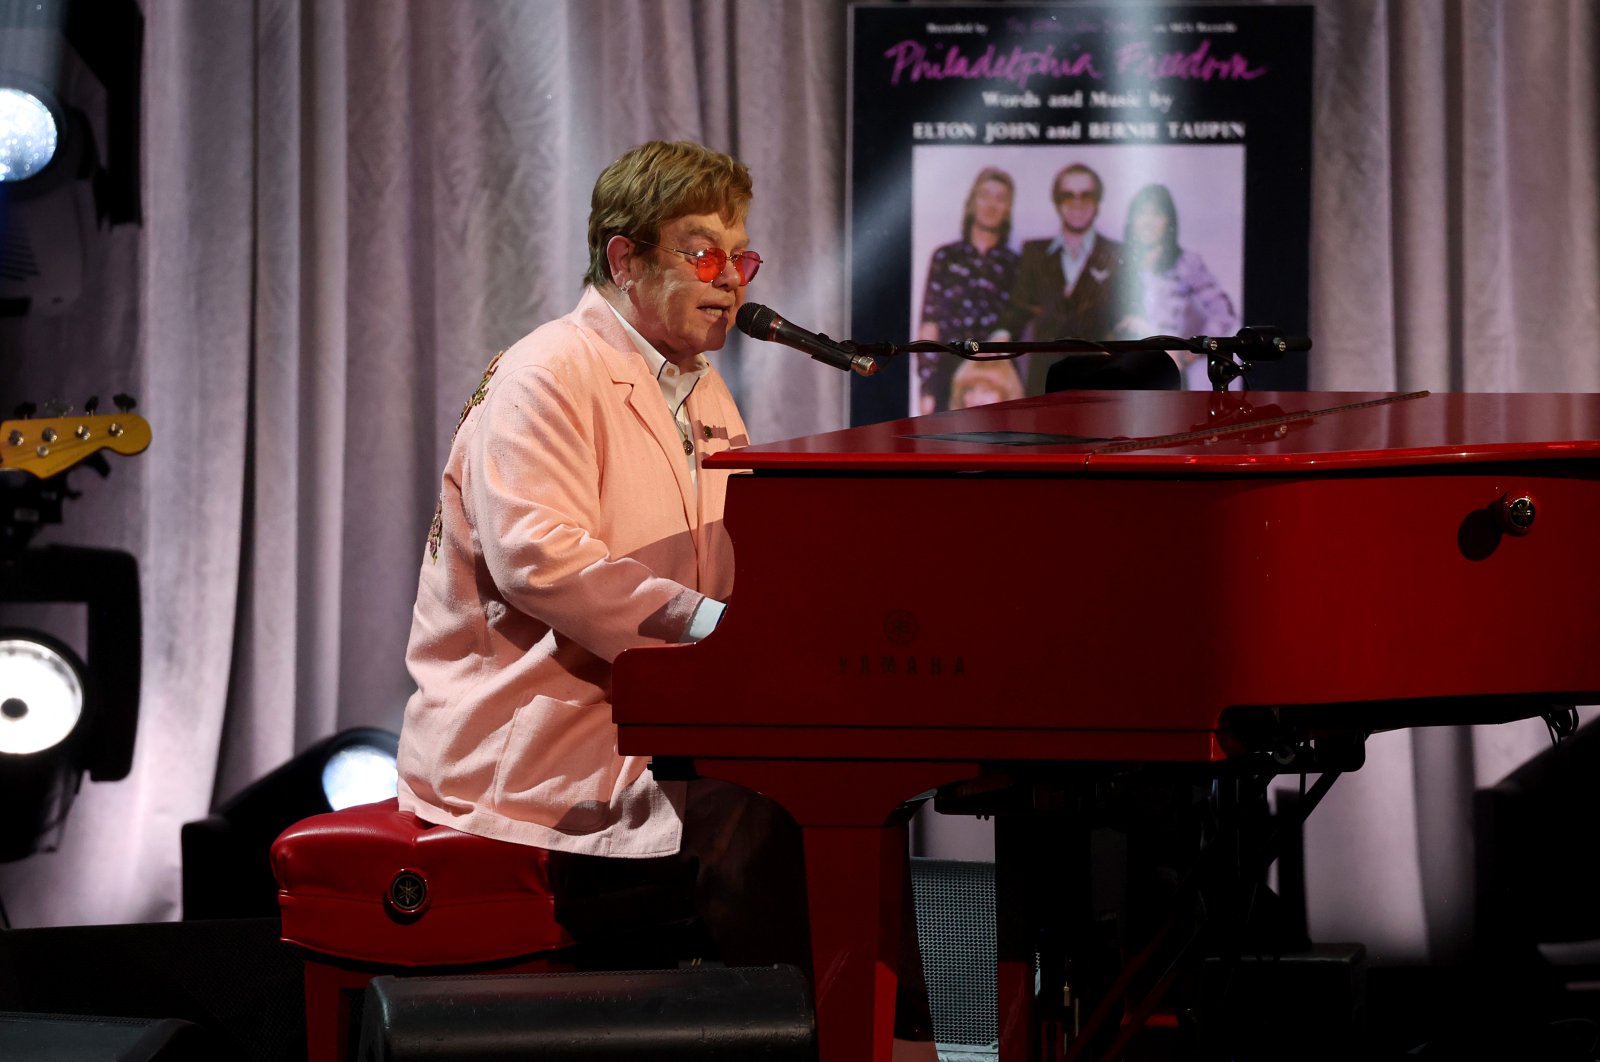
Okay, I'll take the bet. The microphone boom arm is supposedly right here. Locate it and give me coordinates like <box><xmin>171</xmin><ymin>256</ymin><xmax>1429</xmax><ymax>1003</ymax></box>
<box><xmin>845</xmin><ymin>325</ymin><xmax>1312</xmax><ymax>393</ymax></box>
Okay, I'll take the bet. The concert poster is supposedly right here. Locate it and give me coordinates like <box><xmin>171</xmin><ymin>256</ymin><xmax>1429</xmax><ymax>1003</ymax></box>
<box><xmin>847</xmin><ymin>4</ymin><xmax>1314</xmax><ymax>425</ymax></box>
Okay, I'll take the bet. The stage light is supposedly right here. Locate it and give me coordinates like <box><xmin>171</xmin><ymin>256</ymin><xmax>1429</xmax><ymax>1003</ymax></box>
<box><xmin>0</xmin><ymin>546</ymin><xmax>140</xmax><ymax>862</ymax></box>
<box><xmin>0</xmin><ymin>633</ymin><xmax>84</xmax><ymax>755</ymax></box>
<box><xmin>0</xmin><ymin>629</ymin><xmax>88</xmax><ymax>864</ymax></box>
<box><xmin>182</xmin><ymin>728</ymin><xmax>401</xmax><ymax>919</ymax></box>
<box><xmin>0</xmin><ymin>86</ymin><xmax>59</xmax><ymax>181</ymax></box>
<box><xmin>321</xmin><ymin>738</ymin><xmax>400</xmax><ymax>811</ymax></box>
<box><xmin>0</xmin><ymin>0</ymin><xmax>142</xmax><ymax>315</ymax></box>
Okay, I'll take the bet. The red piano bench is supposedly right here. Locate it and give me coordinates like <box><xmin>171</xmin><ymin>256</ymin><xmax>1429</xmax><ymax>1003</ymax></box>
<box><xmin>270</xmin><ymin>798</ymin><xmax>578</xmax><ymax>1062</ymax></box>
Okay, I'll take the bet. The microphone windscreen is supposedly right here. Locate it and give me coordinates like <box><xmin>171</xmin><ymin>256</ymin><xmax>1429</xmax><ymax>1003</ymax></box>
<box><xmin>735</xmin><ymin>302</ymin><xmax>774</xmax><ymax>339</ymax></box>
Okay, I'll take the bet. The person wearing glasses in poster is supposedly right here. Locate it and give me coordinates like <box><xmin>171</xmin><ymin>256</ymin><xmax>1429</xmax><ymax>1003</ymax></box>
<box><xmin>396</xmin><ymin>140</ymin><xmax>937</xmax><ymax>1059</ymax></box>
<box><xmin>992</xmin><ymin>161</ymin><xmax>1137</xmax><ymax>393</ymax></box>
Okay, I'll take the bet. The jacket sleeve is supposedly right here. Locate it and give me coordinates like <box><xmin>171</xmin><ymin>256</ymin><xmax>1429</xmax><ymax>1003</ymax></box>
<box><xmin>461</xmin><ymin>362</ymin><xmax>703</xmax><ymax>663</ymax></box>
<box><xmin>1181</xmin><ymin>252</ymin><xmax>1240</xmax><ymax>337</ymax></box>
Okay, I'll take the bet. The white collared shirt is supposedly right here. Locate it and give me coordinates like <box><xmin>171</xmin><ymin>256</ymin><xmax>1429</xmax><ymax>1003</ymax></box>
<box><xmin>1048</xmin><ymin>228</ymin><xmax>1099</xmax><ymax>295</ymax></box>
<box><xmin>604</xmin><ymin>301</ymin><xmax>725</xmax><ymax>641</ymax></box>
<box><xmin>606</xmin><ymin>302</ymin><xmax>711</xmax><ymax>488</ymax></box>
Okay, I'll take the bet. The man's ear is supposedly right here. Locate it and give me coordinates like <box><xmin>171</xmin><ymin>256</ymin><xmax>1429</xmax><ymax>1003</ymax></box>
<box><xmin>605</xmin><ymin>234</ymin><xmax>635</xmax><ymax>288</ymax></box>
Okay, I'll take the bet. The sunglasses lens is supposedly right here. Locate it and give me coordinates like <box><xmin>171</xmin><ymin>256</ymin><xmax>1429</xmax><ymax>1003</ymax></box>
<box><xmin>692</xmin><ymin>249</ymin><xmax>727</xmax><ymax>282</ymax></box>
<box><xmin>683</xmin><ymin>247</ymin><xmax>761</xmax><ymax>285</ymax></box>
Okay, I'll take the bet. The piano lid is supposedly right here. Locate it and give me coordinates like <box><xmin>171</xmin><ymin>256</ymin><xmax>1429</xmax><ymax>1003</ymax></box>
<box><xmin>706</xmin><ymin>389</ymin><xmax>1600</xmax><ymax>475</ymax></box>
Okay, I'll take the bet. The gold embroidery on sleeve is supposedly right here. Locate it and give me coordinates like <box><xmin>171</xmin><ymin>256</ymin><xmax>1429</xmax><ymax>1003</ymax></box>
<box><xmin>427</xmin><ymin>350</ymin><xmax>506</xmax><ymax>562</ymax></box>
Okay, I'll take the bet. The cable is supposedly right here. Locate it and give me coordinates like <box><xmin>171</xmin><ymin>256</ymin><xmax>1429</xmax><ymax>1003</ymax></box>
<box><xmin>1542</xmin><ymin>706</ymin><xmax>1580</xmax><ymax>745</ymax></box>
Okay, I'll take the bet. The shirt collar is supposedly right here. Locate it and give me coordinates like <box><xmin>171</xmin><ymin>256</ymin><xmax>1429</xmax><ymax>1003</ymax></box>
<box><xmin>1047</xmin><ymin>228</ymin><xmax>1098</xmax><ymax>259</ymax></box>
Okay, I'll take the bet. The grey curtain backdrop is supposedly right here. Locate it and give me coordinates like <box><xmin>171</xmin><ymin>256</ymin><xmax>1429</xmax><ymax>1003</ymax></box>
<box><xmin>0</xmin><ymin>0</ymin><xmax>1594</xmax><ymax>968</ymax></box>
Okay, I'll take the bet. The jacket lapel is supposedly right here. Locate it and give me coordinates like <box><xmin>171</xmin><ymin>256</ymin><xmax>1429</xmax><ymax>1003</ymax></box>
<box><xmin>571</xmin><ymin>288</ymin><xmax>697</xmax><ymax>527</ymax></box>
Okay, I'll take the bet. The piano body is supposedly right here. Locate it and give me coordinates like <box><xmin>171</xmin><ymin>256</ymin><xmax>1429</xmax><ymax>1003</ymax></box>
<box><xmin>613</xmin><ymin>388</ymin><xmax>1600</xmax><ymax>1062</ymax></box>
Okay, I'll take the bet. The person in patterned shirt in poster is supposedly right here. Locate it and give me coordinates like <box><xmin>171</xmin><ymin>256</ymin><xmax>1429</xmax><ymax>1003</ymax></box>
<box><xmin>1116</xmin><ymin>182</ymin><xmax>1240</xmax><ymax>390</ymax></box>
<box><xmin>914</xmin><ymin>166</ymin><xmax>1021</xmax><ymax>413</ymax></box>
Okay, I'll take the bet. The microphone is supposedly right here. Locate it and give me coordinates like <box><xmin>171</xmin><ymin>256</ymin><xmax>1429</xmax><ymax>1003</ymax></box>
<box><xmin>735</xmin><ymin>303</ymin><xmax>878</xmax><ymax>377</ymax></box>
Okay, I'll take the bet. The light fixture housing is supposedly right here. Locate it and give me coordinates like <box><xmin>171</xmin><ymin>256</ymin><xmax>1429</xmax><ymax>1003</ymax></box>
<box><xmin>0</xmin><ymin>0</ymin><xmax>142</xmax><ymax>315</ymax></box>
<box><xmin>0</xmin><ymin>630</ymin><xmax>88</xmax><ymax>861</ymax></box>
<box><xmin>181</xmin><ymin>728</ymin><xmax>401</xmax><ymax>919</ymax></box>
<box><xmin>0</xmin><ymin>545</ymin><xmax>141</xmax><ymax>861</ymax></box>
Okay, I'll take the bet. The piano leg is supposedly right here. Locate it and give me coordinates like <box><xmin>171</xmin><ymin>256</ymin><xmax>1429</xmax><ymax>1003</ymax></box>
<box><xmin>686</xmin><ymin>758</ymin><xmax>982</xmax><ymax>1062</ymax></box>
<box><xmin>804</xmin><ymin>823</ymin><xmax>910</xmax><ymax>1062</ymax></box>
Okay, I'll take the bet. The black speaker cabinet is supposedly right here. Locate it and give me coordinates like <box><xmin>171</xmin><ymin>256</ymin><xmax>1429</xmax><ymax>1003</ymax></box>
<box><xmin>0</xmin><ymin>917</ymin><xmax>303</xmax><ymax>1062</ymax></box>
<box><xmin>0</xmin><ymin>1011</ymin><xmax>213</xmax><ymax>1060</ymax></box>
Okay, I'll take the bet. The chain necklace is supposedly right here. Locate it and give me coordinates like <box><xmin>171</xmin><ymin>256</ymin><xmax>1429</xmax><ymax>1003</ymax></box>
<box><xmin>672</xmin><ymin>396</ymin><xmax>694</xmax><ymax>456</ymax></box>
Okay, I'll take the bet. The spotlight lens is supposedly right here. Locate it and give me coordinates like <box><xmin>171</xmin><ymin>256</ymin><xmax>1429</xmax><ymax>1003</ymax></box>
<box><xmin>0</xmin><ymin>638</ymin><xmax>83</xmax><ymax>754</ymax></box>
<box><xmin>0</xmin><ymin>87</ymin><xmax>59</xmax><ymax>182</ymax></box>
<box><xmin>321</xmin><ymin>744</ymin><xmax>398</xmax><ymax>810</ymax></box>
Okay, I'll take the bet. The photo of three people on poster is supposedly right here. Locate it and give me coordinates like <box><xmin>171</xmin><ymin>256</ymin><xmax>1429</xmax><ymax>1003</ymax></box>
<box><xmin>916</xmin><ymin>161</ymin><xmax>1240</xmax><ymax>413</ymax></box>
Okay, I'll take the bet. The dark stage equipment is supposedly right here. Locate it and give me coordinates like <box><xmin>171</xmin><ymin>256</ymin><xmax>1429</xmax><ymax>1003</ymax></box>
<box><xmin>182</xmin><ymin>727</ymin><xmax>399</xmax><ymax>920</ymax></box>
<box><xmin>0</xmin><ymin>916</ymin><xmax>303</xmax><ymax>1062</ymax></box>
<box><xmin>0</xmin><ymin>543</ymin><xmax>140</xmax><ymax>862</ymax></box>
<box><xmin>0</xmin><ymin>1011</ymin><xmax>213</xmax><ymax>1060</ymax></box>
<box><xmin>358</xmin><ymin>966</ymin><xmax>814</xmax><ymax>1062</ymax></box>
<box><xmin>0</xmin><ymin>0</ymin><xmax>142</xmax><ymax>316</ymax></box>
<box><xmin>1477</xmin><ymin>718</ymin><xmax>1600</xmax><ymax>995</ymax></box>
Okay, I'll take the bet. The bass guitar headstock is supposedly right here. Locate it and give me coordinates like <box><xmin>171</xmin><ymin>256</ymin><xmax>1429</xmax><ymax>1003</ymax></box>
<box><xmin>1</xmin><ymin>395</ymin><xmax>152</xmax><ymax>480</ymax></box>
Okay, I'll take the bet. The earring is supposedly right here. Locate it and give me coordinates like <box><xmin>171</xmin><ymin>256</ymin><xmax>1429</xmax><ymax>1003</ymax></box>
<box><xmin>618</xmin><ymin>279</ymin><xmax>634</xmax><ymax>294</ymax></box>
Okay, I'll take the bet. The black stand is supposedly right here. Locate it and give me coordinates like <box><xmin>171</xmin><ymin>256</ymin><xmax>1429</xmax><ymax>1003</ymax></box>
<box><xmin>849</xmin><ymin>325</ymin><xmax>1311</xmax><ymax>394</ymax></box>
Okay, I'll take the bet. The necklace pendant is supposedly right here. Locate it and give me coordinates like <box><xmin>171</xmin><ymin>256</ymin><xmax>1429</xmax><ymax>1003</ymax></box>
<box><xmin>682</xmin><ymin>437</ymin><xmax>694</xmax><ymax>456</ymax></box>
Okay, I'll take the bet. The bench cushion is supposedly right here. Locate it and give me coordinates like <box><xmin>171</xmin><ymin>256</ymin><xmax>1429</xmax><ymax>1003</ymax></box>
<box><xmin>271</xmin><ymin>799</ymin><xmax>574</xmax><ymax>966</ymax></box>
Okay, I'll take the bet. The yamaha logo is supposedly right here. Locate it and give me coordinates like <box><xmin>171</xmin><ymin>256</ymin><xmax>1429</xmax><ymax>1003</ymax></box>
<box><xmin>388</xmin><ymin>870</ymin><xmax>428</xmax><ymax>915</ymax></box>
<box><xmin>883</xmin><ymin>609</ymin><xmax>918</xmax><ymax>644</ymax></box>
<box><xmin>838</xmin><ymin>608</ymin><xmax>965</xmax><ymax>677</ymax></box>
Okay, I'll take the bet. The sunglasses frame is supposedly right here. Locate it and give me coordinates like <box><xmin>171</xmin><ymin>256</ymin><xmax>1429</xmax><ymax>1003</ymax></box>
<box><xmin>632</xmin><ymin>239</ymin><xmax>762</xmax><ymax>286</ymax></box>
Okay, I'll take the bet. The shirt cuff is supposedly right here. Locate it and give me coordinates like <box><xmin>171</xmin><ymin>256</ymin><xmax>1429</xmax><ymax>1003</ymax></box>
<box><xmin>684</xmin><ymin>597</ymin><xmax>727</xmax><ymax>643</ymax></box>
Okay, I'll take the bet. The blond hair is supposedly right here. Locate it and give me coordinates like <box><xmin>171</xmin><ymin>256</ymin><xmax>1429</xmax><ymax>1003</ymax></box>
<box><xmin>949</xmin><ymin>360</ymin><xmax>1025</xmax><ymax>409</ymax></box>
<box><xmin>584</xmin><ymin>141</ymin><xmax>753</xmax><ymax>289</ymax></box>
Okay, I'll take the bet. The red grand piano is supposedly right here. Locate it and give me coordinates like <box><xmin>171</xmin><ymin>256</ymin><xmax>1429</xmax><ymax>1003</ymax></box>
<box><xmin>613</xmin><ymin>388</ymin><xmax>1600</xmax><ymax>1062</ymax></box>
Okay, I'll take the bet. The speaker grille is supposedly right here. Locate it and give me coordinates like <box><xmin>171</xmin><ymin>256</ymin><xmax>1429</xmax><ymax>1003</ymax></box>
<box><xmin>910</xmin><ymin>857</ymin><xmax>997</xmax><ymax>1055</ymax></box>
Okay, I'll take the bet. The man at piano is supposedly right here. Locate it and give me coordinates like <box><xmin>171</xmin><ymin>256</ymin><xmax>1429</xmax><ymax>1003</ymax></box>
<box><xmin>392</xmin><ymin>140</ymin><xmax>935</xmax><ymax>1058</ymax></box>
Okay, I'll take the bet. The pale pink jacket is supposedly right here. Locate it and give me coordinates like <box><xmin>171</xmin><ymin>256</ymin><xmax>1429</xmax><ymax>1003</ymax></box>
<box><xmin>397</xmin><ymin>287</ymin><xmax>747</xmax><ymax>857</ymax></box>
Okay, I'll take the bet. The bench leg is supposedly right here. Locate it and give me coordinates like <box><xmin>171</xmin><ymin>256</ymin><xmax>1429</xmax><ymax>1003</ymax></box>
<box><xmin>303</xmin><ymin>959</ymin><xmax>371</xmax><ymax>1062</ymax></box>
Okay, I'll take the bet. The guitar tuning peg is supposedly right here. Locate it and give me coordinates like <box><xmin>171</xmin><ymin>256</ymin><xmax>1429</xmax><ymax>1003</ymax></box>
<box><xmin>14</xmin><ymin>402</ymin><xmax>36</xmax><ymax>418</ymax></box>
<box><xmin>43</xmin><ymin>400</ymin><xmax>71</xmax><ymax>417</ymax></box>
<box><xmin>84</xmin><ymin>395</ymin><xmax>100</xmax><ymax>414</ymax></box>
<box><xmin>113</xmin><ymin>393</ymin><xmax>137</xmax><ymax>412</ymax></box>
